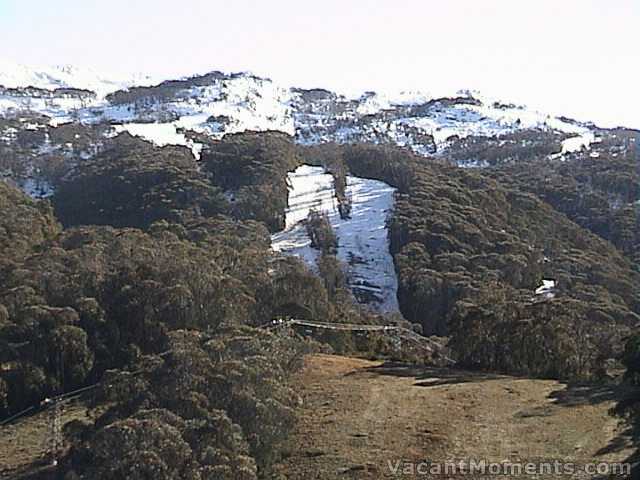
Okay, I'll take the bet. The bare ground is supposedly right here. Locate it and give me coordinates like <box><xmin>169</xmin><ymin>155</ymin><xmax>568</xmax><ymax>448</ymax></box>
<box><xmin>274</xmin><ymin>354</ymin><xmax>636</xmax><ymax>479</ymax></box>
<box><xmin>0</xmin><ymin>402</ymin><xmax>89</xmax><ymax>479</ymax></box>
<box><xmin>0</xmin><ymin>354</ymin><xmax>635</xmax><ymax>479</ymax></box>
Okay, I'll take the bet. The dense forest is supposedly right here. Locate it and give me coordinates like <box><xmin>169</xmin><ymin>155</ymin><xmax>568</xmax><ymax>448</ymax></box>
<box><xmin>0</xmin><ymin>132</ymin><xmax>407</xmax><ymax>478</ymax></box>
<box><xmin>302</xmin><ymin>139</ymin><xmax>639</xmax><ymax>380</ymax></box>
<box><xmin>1</xmin><ymin>126</ymin><xmax>639</xmax><ymax>478</ymax></box>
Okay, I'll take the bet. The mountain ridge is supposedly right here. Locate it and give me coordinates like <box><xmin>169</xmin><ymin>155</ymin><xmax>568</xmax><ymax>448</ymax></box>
<box><xmin>0</xmin><ymin>61</ymin><xmax>602</xmax><ymax>165</ymax></box>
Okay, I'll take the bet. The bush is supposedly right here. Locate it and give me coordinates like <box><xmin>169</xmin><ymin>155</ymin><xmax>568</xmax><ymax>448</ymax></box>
<box><xmin>54</xmin><ymin>133</ymin><xmax>226</xmax><ymax>228</ymax></box>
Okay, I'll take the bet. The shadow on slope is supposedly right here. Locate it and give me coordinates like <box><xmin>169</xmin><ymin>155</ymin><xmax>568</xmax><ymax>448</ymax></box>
<box><xmin>350</xmin><ymin>361</ymin><xmax>507</xmax><ymax>387</ymax></box>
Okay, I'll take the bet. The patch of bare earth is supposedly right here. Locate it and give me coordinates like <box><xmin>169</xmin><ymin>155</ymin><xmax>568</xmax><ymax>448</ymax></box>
<box><xmin>274</xmin><ymin>354</ymin><xmax>635</xmax><ymax>479</ymax></box>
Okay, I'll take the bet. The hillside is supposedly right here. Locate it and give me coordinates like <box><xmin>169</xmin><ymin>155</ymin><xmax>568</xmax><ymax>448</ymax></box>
<box><xmin>275</xmin><ymin>354</ymin><xmax>635</xmax><ymax>479</ymax></box>
<box><xmin>0</xmin><ymin>64</ymin><xmax>639</xmax><ymax>479</ymax></box>
<box><xmin>0</xmin><ymin>62</ymin><xmax>608</xmax><ymax>200</ymax></box>
<box><xmin>3</xmin><ymin>354</ymin><xmax>636</xmax><ymax>479</ymax></box>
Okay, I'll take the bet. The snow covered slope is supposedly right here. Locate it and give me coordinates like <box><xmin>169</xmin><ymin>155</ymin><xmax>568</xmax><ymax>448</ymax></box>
<box><xmin>271</xmin><ymin>166</ymin><xmax>335</xmax><ymax>268</ymax></box>
<box><xmin>0</xmin><ymin>60</ymin><xmax>159</xmax><ymax>96</ymax></box>
<box><xmin>111</xmin><ymin>123</ymin><xmax>203</xmax><ymax>159</ymax></box>
<box><xmin>0</xmin><ymin>63</ymin><xmax>622</xmax><ymax>313</ymax></box>
<box><xmin>292</xmin><ymin>90</ymin><xmax>596</xmax><ymax>157</ymax></box>
<box><xmin>271</xmin><ymin>165</ymin><xmax>398</xmax><ymax>313</ymax></box>
<box><xmin>0</xmin><ymin>61</ymin><xmax>598</xmax><ymax>161</ymax></box>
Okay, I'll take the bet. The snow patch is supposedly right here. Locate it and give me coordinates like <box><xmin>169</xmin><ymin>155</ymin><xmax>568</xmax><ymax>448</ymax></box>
<box><xmin>271</xmin><ymin>166</ymin><xmax>335</xmax><ymax>267</ymax></box>
<box><xmin>535</xmin><ymin>279</ymin><xmax>556</xmax><ymax>299</ymax></box>
<box><xmin>560</xmin><ymin>131</ymin><xmax>596</xmax><ymax>155</ymax></box>
<box><xmin>21</xmin><ymin>178</ymin><xmax>54</xmax><ymax>199</ymax></box>
<box><xmin>271</xmin><ymin>165</ymin><xmax>399</xmax><ymax>313</ymax></box>
<box><xmin>112</xmin><ymin>123</ymin><xmax>203</xmax><ymax>159</ymax></box>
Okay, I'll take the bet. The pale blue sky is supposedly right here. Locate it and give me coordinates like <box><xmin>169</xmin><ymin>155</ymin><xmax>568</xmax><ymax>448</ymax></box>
<box><xmin>1</xmin><ymin>0</ymin><xmax>638</xmax><ymax>127</ymax></box>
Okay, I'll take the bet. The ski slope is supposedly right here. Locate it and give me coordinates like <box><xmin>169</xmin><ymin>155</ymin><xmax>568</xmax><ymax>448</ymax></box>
<box><xmin>271</xmin><ymin>165</ymin><xmax>399</xmax><ymax>312</ymax></box>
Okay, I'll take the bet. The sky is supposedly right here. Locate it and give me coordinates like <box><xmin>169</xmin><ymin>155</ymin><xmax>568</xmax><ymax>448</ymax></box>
<box><xmin>1</xmin><ymin>0</ymin><xmax>638</xmax><ymax>128</ymax></box>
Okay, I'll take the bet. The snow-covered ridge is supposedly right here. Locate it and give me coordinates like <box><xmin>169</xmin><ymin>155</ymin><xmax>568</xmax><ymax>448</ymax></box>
<box><xmin>271</xmin><ymin>165</ymin><xmax>399</xmax><ymax>313</ymax></box>
<box><xmin>0</xmin><ymin>61</ymin><xmax>597</xmax><ymax>161</ymax></box>
<box><xmin>0</xmin><ymin>60</ymin><xmax>161</xmax><ymax>97</ymax></box>
<box><xmin>293</xmin><ymin>90</ymin><xmax>596</xmax><ymax>157</ymax></box>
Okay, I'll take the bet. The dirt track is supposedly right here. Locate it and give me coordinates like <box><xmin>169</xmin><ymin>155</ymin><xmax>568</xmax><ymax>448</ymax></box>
<box><xmin>274</xmin><ymin>354</ymin><xmax>635</xmax><ymax>479</ymax></box>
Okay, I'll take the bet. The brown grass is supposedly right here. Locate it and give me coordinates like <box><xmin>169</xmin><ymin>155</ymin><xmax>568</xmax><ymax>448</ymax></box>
<box><xmin>0</xmin><ymin>402</ymin><xmax>89</xmax><ymax>479</ymax></box>
<box><xmin>273</xmin><ymin>354</ymin><xmax>634</xmax><ymax>479</ymax></box>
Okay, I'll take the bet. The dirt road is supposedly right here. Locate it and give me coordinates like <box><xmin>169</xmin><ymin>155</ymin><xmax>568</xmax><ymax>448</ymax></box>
<box><xmin>274</xmin><ymin>354</ymin><xmax>635</xmax><ymax>479</ymax></box>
